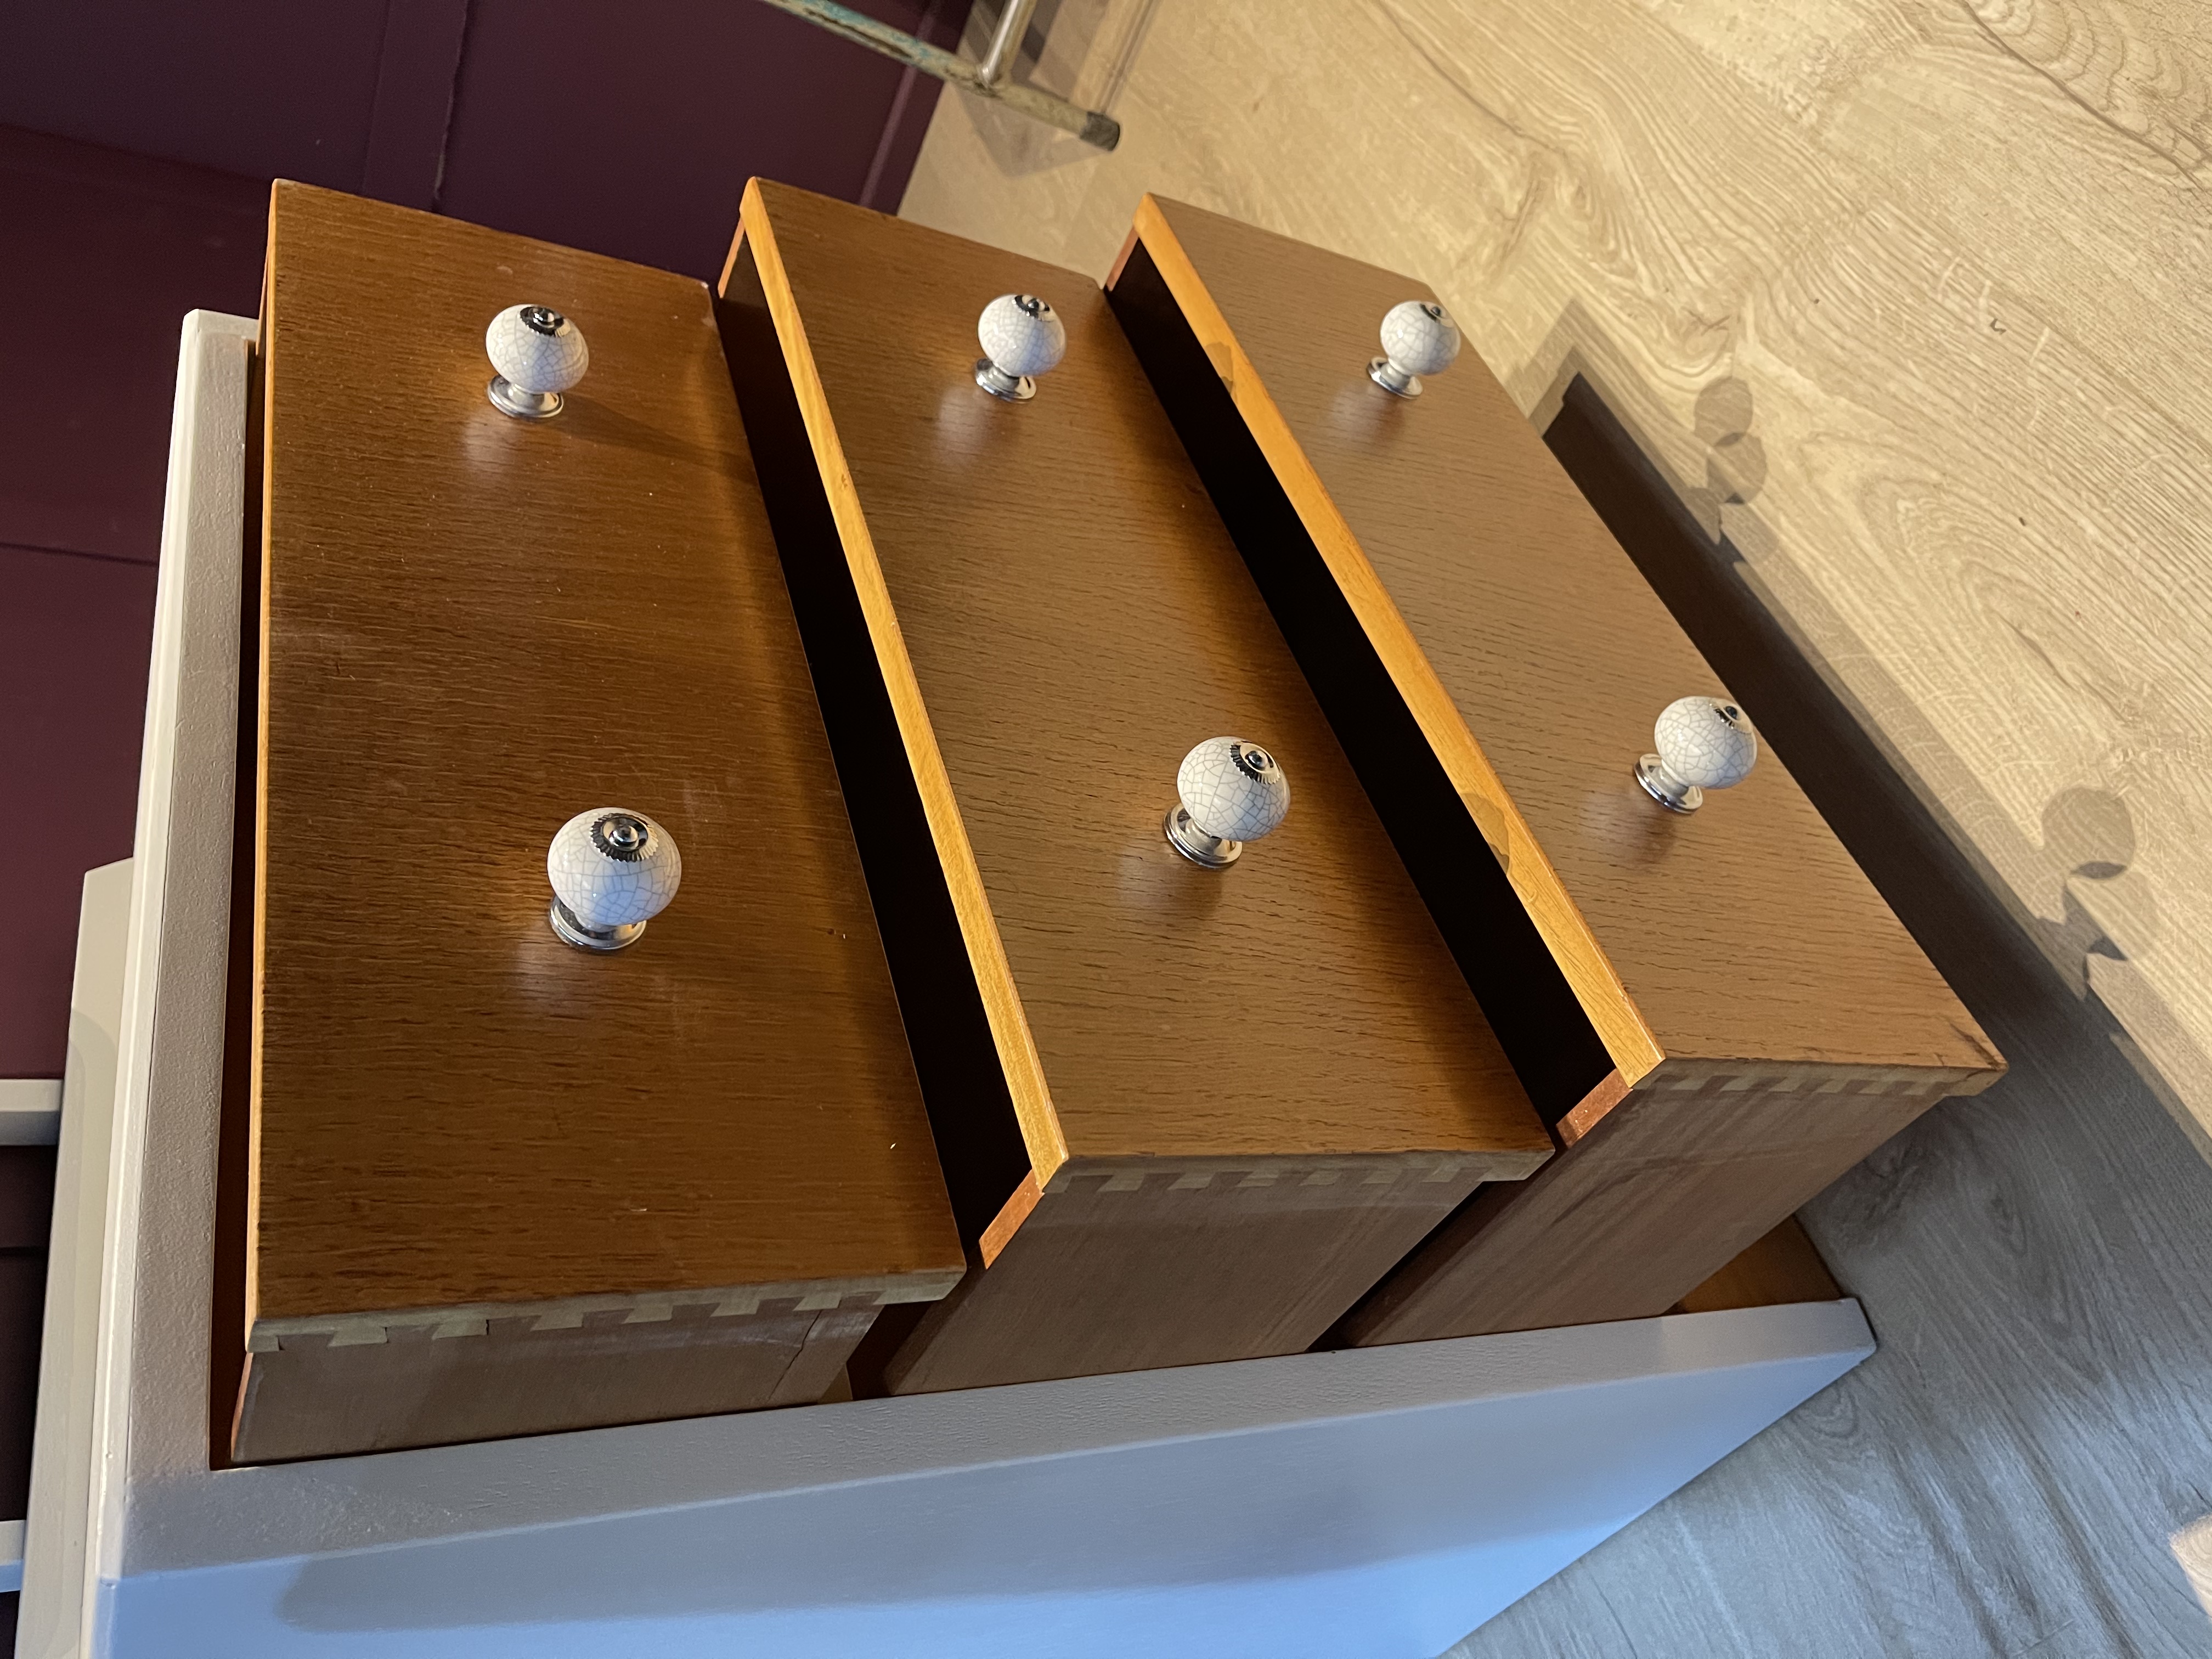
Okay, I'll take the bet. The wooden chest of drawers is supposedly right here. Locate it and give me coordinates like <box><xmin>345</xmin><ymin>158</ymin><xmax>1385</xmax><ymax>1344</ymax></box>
<box><xmin>229</xmin><ymin>175</ymin><xmax>1947</xmax><ymax>1453</ymax></box>
<box><xmin>718</xmin><ymin>182</ymin><xmax>1551</xmax><ymax>1393</ymax></box>
<box><xmin>234</xmin><ymin>184</ymin><xmax>962</xmax><ymax>1460</ymax></box>
<box><xmin>1107</xmin><ymin>196</ymin><xmax>2004</xmax><ymax>1341</ymax></box>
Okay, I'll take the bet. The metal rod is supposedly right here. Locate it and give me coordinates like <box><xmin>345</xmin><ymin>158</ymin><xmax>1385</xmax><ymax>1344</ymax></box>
<box><xmin>975</xmin><ymin>0</ymin><xmax>1038</xmax><ymax>88</ymax></box>
<box><xmin>755</xmin><ymin>0</ymin><xmax>1120</xmax><ymax>150</ymax></box>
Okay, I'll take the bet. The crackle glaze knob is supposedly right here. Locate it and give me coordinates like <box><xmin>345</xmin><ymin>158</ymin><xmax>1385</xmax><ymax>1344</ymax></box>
<box><xmin>1368</xmin><ymin>300</ymin><xmax>1461</xmax><ymax>398</ymax></box>
<box><xmin>487</xmin><ymin>304</ymin><xmax>589</xmax><ymax>420</ymax></box>
<box><xmin>1636</xmin><ymin>697</ymin><xmax>1758</xmax><ymax>814</ymax></box>
<box><xmin>974</xmin><ymin>294</ymin><xmax>1066</xmax><ymax>402</ymax></box>
<box><xmin>546</xmin><ymin>809</ymin><xmax>681</xmax><ymax>951</ymax></box>
<box><xmin>1165</xmin><ymin>738</ymin><xmax>1290</xmax><ymax>868</ymax></box>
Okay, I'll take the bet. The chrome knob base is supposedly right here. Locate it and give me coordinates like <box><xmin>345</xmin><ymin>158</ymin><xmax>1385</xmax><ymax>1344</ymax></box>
<box><xmin>488</xmin><ymin>377</ymin><xmax>563</xmax><ymax>420</ymax></box>
<box><xmin>1634</xmin><ymin>755</ymin><xmax>1703</xmax><ymax>815</ymax></box>
<box><xmin>974</xmin><ymin>358</ymin><xmax>1038</xmax><ymax>402</ymax></box>
<box><xmin>1367</xmin><ymin>356</ymin><xmax>1425</xmax><ymax>399</ymax></box>
<box><xmin>549</xmin><ymin>897</ymin><xmax>648</xmax><ymax>952</ymax></box>
<box><xmin>1164</xmin><ymin>804</ymin><xmax>1244</xmax><ymax>868</ymax></box>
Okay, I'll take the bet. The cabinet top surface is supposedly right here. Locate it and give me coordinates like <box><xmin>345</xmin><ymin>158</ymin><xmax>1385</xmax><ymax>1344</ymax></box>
<box><xmin>743</xmin><ymin>182</ymin><xmax>1549</xmax><ymax>1171</ymax></box>
<box><xmin>1143</xmin><ymin>196</ymin><xmax>1995</xmax><ymax>1081</ymax></box>
<box><xmin>252</xmin><ymin>183</ymin><xmax>960</xmax><ymax>1327</ymax></box>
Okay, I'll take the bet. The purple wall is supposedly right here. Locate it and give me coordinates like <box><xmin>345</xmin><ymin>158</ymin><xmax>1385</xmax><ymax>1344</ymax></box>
<box><xmin>0</xmin><ymin>128</ymin><xmax>268</xmax><ymax>1078</ymax></box>
<box><xmin>0</xmin><ymin>1</ymin><xmax>968</xmax><ymax>1078</ymax></box>
<box><xmin>435</xmin><ymin>0</ymin><xmax>962</xmax><ymax>277</ymax></box>
<box><xmin>0</xmin><ymin>0</ymin><xmax>967</xmax><ymax>277</ymax></box>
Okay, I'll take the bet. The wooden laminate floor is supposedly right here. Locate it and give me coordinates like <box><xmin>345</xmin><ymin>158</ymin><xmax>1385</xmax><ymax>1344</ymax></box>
<box><xmin>898</xmin><ymin>4</ymin><xmax>2212</xmax><ymax>1652</ymax></box>
<box><xmin>1458</xmin><ymin>789</ymin><xmax>2212</xmax><ymax>1659</ymax></box>
<box><xmin>1472</xmin><ymin>388</ymin><xmax>2212</xmax><ymax>1656</ymax></box>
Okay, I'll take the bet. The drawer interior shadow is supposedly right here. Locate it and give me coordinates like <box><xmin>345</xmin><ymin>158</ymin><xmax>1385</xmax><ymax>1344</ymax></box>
<box><xmin>1109</xmin><ymin>242</ymin><xmax>1612</xmax><ymax>1130</ymax></box>
<box><xmin>716</xmin><ymin>242</ymin><xmax>1031</xmax><ymax>1254</ymax></box>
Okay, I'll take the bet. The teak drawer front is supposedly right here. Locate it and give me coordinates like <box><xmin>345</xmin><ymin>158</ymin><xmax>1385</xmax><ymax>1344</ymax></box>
<box><xmin>1109</xmin><ymin>197</ymin><xmax>2003</xmax><ymax>1341</ymax></box>
<box><xmin>720</xmin><ymin>182</ymin><xmax>1549</xmax><ymax>1392</ymax></box>
<box><xmin>241</xmin><ymin>184</ymin><xmax>961</xmax><ymax>1459</ymax></box>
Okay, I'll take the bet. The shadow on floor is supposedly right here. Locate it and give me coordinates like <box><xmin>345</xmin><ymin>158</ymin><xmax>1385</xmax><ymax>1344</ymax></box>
<box><xmin>1448</xmin><ymin>378</ymin><xmax>2212</xmax><ymax>1658</ymax></box>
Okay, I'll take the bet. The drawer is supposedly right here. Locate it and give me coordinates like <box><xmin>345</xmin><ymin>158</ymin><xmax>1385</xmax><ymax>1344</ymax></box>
<box><xmin>1106</xmin><ymin>196</ymin><xmax>2004</xmax><ymax>1340</ymax></box>
<box><xmin>717</xmin><ymin>182</ymin><xmax>1551</xmax><ymax>1393</ymax></box>
<box><xmin>235</xmin><ymin>183</ymin><xmax>962</xmax><ymax>1462</ymax></box>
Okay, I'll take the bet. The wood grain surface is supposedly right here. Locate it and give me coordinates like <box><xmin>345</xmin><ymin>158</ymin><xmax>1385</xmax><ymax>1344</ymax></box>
<box><xmin>733</xmin><ymin>181</ymin><xmax>1546</xmax><ymax>1177</ymax></box>
<box><xmin>1110</xmin><ymin>210</ymin><xmax>1657</xmax><ymax>1104</ymax></box>
<box><xmin>885</xmin><ymin>1150</ymin><xmax>1498</xmax><ymax>1395</ymax></box>
<box><xmin>1107</xmin><ymin>230</ymin><xmax>1623</xmax><ymax>1127</ymax></box>
<box><xmin>1131</xmin><ymin>196</ymin><xmax>1994</xmax><ymax>1086</ymax></box>
<box><xmin>1343</xmin><ymin>1057</ymin><xmax>1985</xmax><ymax>1341</ymax></box>
<box><xmin>250</xmin><ymin>185</ymin><xmax>963</xmax><ymax>1356</ymax></box>
<box><xmin>724</xmin><ymin>180</ymin><xmax>1549</xmax><ymax>1388</ymax></box>
<box><xmin>232</xmin><ymin>1299</ymin><xmax>870</xmax><ymax>1463</ymax></box>
<box><xmin>1113</xmin><ymin>199</ymin><xmax>1999</xmax><ymax>1341</ymax></box>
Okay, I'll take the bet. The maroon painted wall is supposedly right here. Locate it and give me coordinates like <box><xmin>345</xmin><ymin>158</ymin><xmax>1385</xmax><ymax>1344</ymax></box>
<box><xmin>0</xmin><ymin>0</ymin><xmax>967</xmax><ymax>274</ymax></box>
<box><xmin>0</xmin><ymin>0</ymin><xmax>967</xmax><ymax>1079</ymax></box>
<box><xmin>0</xmin><ymin>127</ymin><xmax>269</xmax><ymax>1079</ymax></box>
<box><xmin>433</xmin><ymin>0</ymin><xmax>964</xmax><ymax>276</ymax></box>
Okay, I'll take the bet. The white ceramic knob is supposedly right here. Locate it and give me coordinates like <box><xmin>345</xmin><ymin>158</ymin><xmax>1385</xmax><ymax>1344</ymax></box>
<box><xmin>1368</xmin><ymin>300</ymin><xmax>1461</xmax><ymax>398</ymax></box>
<box><xmin>974</xmin><ymin>294</ymin><xmax>1066</xmax><ymax>402</ymax></box>
<box><xmin>546</xmin><ymin>808</ymin><xmax>681</xmax><ymax>951</ymax></box>
<box><xmin>1165</xmin><ymin>738</ymin><xmax>1290</xmax><ymax>868</ymax></box>
<box><xmin>487</xmin><ymin>304</ymin><xmax>589</xmax><ymax>420</ymax></box>
<box><xmin>1636</xmin><ymin>697</ymin><xmax>1758</xmax><ymax>813</ymax></box>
